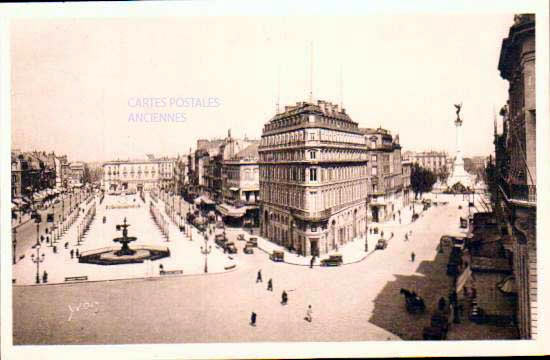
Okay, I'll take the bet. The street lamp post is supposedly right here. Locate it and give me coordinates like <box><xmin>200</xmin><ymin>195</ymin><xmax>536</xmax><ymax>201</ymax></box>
<box><xmin>12</xmin><ymin>228</ymin><xmax>17</xmax><ymax>265</ymax></box>
<box><xmin>200</xmin><ymin>240</ymin><xmax>212</xmax><ymax>273</ymax></box>
<box><xmin>36</xmin><ymin>222</ymin><xmax>40</xmax><ymax>246</ymax></box>
<box><xmin>31</xmin><ymin>245</ymin><xmax>45</xmax><ymax>284</ymax></box>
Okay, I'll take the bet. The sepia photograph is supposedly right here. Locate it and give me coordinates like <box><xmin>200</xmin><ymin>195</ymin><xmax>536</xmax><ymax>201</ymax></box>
<box><xmin>2</xmin><ymin>0</ymin><xmax>549</xmax><ymax>359</ymax></box>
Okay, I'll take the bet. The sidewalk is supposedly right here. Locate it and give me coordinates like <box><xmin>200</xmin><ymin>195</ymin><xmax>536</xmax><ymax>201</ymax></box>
<box><xmin>255</xmin><ymin>232</ymin><xmax>388</xmax><ymax>266</ymax></box>
<box><xmin>12</xmin><ymin>213</ymin><xmax>32</xmax><ymax>229</ymax></box>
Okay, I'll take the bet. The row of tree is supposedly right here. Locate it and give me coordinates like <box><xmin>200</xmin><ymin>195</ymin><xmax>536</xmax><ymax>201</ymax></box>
<box><xmin>410</xmin><ymin>163</ymin><xmax>437</xmax><ymax>199</ymax></box>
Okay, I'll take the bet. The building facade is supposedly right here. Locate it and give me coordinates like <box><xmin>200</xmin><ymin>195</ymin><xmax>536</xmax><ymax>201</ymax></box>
<box><xmin>259</xmin><ymin>100</ymin><xmax>369</xmax><ymax>256</ymax></box>
<box><xmin>102</xmin><ymin>156</ymin><xmax>175</xmax><ymax>192</ymax></box>
<box><xmin>68</xmin><ymin>162</ymin><xmax>85</xmax><ymax>188</ymax></box>
<box><xmin>496</xmin><ymin>14</ymin><xmax>536</xmax><ymax>339</ymax></box>
<box><xmin>405</xmin><ymin>151</ymin><xmax>450</xmax><ymax>174</ymax></box>
<box><xmin>361</xmin><ymin>128</ymin><xmax>406</xmax><ymax>223</ymax></box>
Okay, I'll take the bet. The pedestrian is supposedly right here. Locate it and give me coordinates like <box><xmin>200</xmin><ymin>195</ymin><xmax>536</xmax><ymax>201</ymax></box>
<box><xmin>267</xmin><ymin>278</ymin><xmax>273</xmax><ymax>291</ymax></box>
<box><xmin>256</xmin><ymin>270</ymin><xmax>262</xmax><ymax>283</ymax></box>
<box><xmin>64</xmin><ymin>242</ymin><xmax>69</xmax><ymax>249</ymax></box>
<box><xmin>310</xmin><ymin>256</ymin><xmax>315</xmax><ymax>269</ymax></box>
<box><xmin>281</xmin><ymin>290</ymin><xmax>288</xmax><ymax>305</ymax></box>
<box><xmin>438</xmin><ymin>297</ymin><xmax>447</xmax><ymax>311</ymax></box>
<box><xmin>304</xmin><ymin>305</ymin><xmax>313</xmax><ymax>322</ymax></box>
<box><xmin>70</xmin><ymin>249</ymin><xmax>74</xmax><ymax>259</ymax></box>
<box><xmin>41</xmin><ymin>235</ymin><xmax>45</xmax><ymax>243</ymax></box>
<box><xmin>405</xmin><ymin>233</ymin><xmax>408</xmax><ymax>241</ymax></box>
<box><xmin>46</xmin><ymin>236</ymin><xmax>50</xmax><ymax>244</ymax></box>
<box><xmin>76</xmin><ymin>248</ymin><xmax>79</xmax><ymax>258</ymax></box>
<box><xmin>250</xmin><ymin>312</ymin><xmax>257</xmax><ymax>326</ymax></box>
<box><xmin>411</xmin><ymin>251</ymin><xmax>415</xmax><ymax>262</ymax></box>
<box><xmin>42</xmin><ymin>270</ymin><xmax>48</xmax><ymax>283</ymax></box>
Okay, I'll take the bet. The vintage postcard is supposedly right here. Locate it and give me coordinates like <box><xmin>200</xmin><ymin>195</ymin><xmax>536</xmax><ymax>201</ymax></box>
<box><xmin>1</xmin><ymin>0</ymin><xmax>549</xmax><ymax>359</ymax></box>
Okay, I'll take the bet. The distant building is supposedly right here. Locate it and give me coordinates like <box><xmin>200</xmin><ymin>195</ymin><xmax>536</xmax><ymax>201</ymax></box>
<box><xmin>68</xmin><ymin>162</ymin><xmax>85</xmax><ymax>188</ymax></box>
<box><xmin>102</xmin><ymin>156</ymin><xmax>175</xmax><ymax>192</ymax></box>
<box><xmin>360</xmin><ymin>127</ymin><xmax>408</xmax><ymax>222</ymax></box>
<box><xmin>405</xmin><ymin>150</ymin><xmax>449</xmax><ymax>174</ymax></box>
<box><xmin>496</xmin><ymin>13</ymin><xmax>536</xmax><ymax>339</ymax></box>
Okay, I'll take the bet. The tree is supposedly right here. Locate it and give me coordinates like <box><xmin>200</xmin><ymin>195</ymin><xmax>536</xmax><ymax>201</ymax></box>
<box><xmin>82</xmin><ymin>164</ymin><xmax>91</xmax><ymax>184</ymax></box>
<box><xmin>437</xmin><ymin>167</ymin><xmax>450</xmax><ymax>185</ymax></box>
<box><xmin>410</xmin><ymin>163</ymin><xmax>437</xmax><ymax>199</ymax></box>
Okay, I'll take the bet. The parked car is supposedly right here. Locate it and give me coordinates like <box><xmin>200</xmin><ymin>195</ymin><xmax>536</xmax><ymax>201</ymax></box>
<box><xmin>375</xmin><ymin>238</ymin><xmax>388</xmax><ymax>250</ymax></box>
<box><xmin>270</xmin><ymin>250</ymin><xmax>284</xmax><ymax>262</ymax></box>
<box><xmin>320</xmin><ymin>254</ymin><xmax>343</xmax><ymax>266</ymax></box>
<box><xmin>244</xmin><ymin>244</ymin><xmax>254</xmax><ymax>254</ymax></box>
<box><xmin>237</xmin><ymin>233</ymin><xmax>246</xmax><ymax>241</ymax></box>
<box><xmin>225</xmin><ymin>242</ymin><xmax>237</xmax><ymax>254</ymax></box>
<box><xmin>247</xmin><ymin>237</ymin><xmax>258</xmax><ymax>247</ymax></box>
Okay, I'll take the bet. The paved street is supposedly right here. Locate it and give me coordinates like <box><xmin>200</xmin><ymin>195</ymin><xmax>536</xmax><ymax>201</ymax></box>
<box><xmin>12</xmin><ymin>193</ymin><xmax>508</xmax><ymax>344</ymax></box>
<box><xmin>12</xmin><ymin>191</ymin><xmax>86</xmax><ymax>262</ymax></box>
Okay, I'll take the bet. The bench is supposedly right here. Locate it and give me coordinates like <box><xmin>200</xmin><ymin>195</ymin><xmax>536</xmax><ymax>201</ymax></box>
<box><xmin>64</xmin><ymin>276</ymin><xmax>88</xmax><ymax>282</ymax></box>
<box><xmin>160</xmin><ymin>270</ymin><xmax>183</xmax><ymax>276</ymax></box>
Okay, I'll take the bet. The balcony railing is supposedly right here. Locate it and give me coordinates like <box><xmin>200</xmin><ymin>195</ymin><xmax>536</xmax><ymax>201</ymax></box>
<box><xmin>290</xmin><ymin>208</ymin><xmax>332</xmax><ymax>221</ymax></box>
<box><xmin>499</xmin><ymin>180</ymin><xmax>536</xmax><ymax>205</ymax></box>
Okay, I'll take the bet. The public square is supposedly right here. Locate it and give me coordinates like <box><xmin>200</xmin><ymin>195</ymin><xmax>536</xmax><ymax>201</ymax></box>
<box><xmin>12</xmin><ymin>191</ymin><xmax>516</xmax><ymax>344</ymax></box>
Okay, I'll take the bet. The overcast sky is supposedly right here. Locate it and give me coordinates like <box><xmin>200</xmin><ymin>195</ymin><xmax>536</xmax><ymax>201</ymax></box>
<box><xmin>11</xmin><ymin>14</ymin><xmax>513</xmax><ymax>162</ymax></box>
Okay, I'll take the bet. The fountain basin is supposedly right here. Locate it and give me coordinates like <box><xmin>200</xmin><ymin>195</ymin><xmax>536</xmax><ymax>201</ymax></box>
<box><xmin>78</xmin><ymin>245</ymin><xmax>170</xmax><ymax>265</ymax></box>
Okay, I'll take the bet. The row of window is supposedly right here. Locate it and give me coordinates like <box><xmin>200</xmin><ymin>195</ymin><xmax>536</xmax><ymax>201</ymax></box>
<box><xmin>264</xmin><ymin>114</ymin><xmax>358</xmax><ymax>133</ymax></box>
<box><xmin>225</xmin><ymin>167</ymin><xmax>259</xmax><ymax>181</ymax></box>
<box><xmin>261</xmin><ymin>128</ymin><xmax>364</xmax><ymax>147</ymax></box>
<box><xmin>260</xmin><ymin>180</ymin><xmax>367</xmax><ymax>212</ymax></box>
<box><xmin>260</xmin><ymin>165</ymin><xmax>368</xmax><ymax>184</ymax></box>
<box><xmin>260</xmin><ymin>148</ymin><xmax>367</xmax><ymax>163</ymax></box>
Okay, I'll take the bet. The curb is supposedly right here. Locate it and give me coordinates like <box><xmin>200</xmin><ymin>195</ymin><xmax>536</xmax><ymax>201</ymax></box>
<box><xmin>257</xmin><ymin>244</ymin><xmax>375</xmax><ymax>267</ymax></box>
<box><xmin>13</xmin><ymin>261</ymin><xmax>240</xmax><ymax>287</ymax></box>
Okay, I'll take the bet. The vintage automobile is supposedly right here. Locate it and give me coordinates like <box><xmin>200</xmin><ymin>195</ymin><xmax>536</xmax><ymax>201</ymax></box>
<box><xmin>320</xmin><ymin>254</ymin><xmax>343</xmax><ymax>266</ymax></box>
<box><xmin>225</xmin><ymin>242</ymin><xmax>237</xmax><ymax>254</ymax></box>
<box><xmin>243</xmin><ymin>244</ymin><xmax>254</xmax><ymax>254</ymax></box>
<box><xmin>215</xmin><ymin>234</ymin><xmax>227</xmax><ymax>247</ymax></box>
<box><xmin>247</xmin><ymin>237</ymin><xmax>258</xmax><ymax>247</ymax></box>
<box><xmin>237</xmin><ymin>233</ymin><xmax>246</xmax><ymax>241</ymax></box>
<box><xmin>270</xmin><ymin>250</ymin><xmax>284</xmax><ymax>262</ymax></box>
<box><xmin>375</xmin><ymin>238</ymin><xmax>388</xmax><ymax>250</ymax></box>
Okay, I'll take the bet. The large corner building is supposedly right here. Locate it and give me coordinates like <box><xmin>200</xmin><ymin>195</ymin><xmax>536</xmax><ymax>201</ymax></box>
<box><xmin>259</xmin><ymin>100</ymin><xmax>368</xmax><ymax>256</ymax></box>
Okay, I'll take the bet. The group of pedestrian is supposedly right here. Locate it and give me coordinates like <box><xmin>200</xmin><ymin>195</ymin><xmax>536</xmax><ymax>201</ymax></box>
<box><xmin>250</xmin><ymin>269</ymin><xmax>312</xmax><ymax>327</ymax></box>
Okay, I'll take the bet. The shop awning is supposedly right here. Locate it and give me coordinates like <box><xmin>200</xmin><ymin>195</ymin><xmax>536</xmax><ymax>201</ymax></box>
<box><xmin>229</xmin><ymin>187</ymin><xmax>240</xmax><ymax>192</ymax></box>
<box><xmin>216</xmin><ymin>204</ymin><xmax>247</xmax><ymax>217</ymax></box>
<box><xmin>202</xmin><ymin>197</ymin><xmax>215</xmax><ymax>205</ymax></box>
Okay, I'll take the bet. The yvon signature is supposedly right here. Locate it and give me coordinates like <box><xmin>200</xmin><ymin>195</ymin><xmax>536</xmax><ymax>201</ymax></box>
<box><xmin>68</xmin><ymin>301</ymin><xmax>100</xmax><ymax>321</ymax></box>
